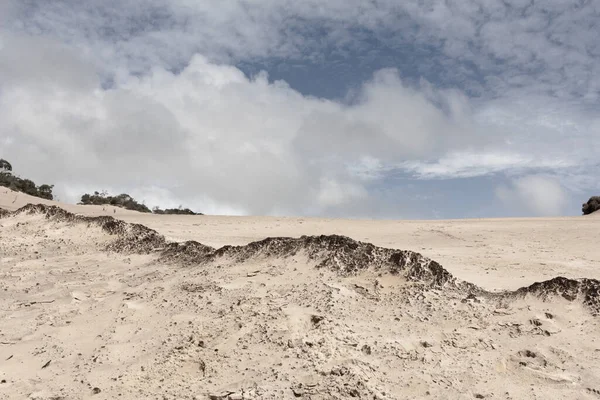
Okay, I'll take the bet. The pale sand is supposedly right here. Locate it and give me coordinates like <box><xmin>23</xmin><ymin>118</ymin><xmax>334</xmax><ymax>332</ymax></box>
<box><xmin>1</xmin><ymin>187</ymin><xmax>599</xmax><ymax>399</ymax></box>
<box><xmin>2</xmin><ymin>188</ymin><xmax>598</xmax><ymax>291</ymax></box>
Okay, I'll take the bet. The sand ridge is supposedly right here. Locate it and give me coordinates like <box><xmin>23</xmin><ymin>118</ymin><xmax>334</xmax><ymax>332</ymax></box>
<box><xmin>3</xmin><ymin>187</ymin><xmax>599</xmax><ymax>291</ymax></box>
<box><xmin>1</xmin><ymin>202</ymin><xmax>600</xmax><ymax>399</ymax></box>
<box><xmin>6</xmin><ymin>204</ymin><xmax>600</xmax><ymax>310</ymax></box>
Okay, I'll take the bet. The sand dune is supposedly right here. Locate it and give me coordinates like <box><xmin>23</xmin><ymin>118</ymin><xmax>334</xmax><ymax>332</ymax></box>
<box><xmin>2</xmin><ymin>188</ymin><xmax>599</xmax><ymax>290</ymax></box>
<box><xmin>1</xmin><ymin>190</ymin><xmax>600</xmax><ymax>399</ymax></box>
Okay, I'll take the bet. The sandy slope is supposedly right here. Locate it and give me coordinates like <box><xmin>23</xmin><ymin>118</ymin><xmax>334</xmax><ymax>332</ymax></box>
<box><xmin>1</xmin><ymin>189</ymin><xmax>600</xmax><ymax>400</ymax></box>
<box><xmin>2</xmin><ymin>188</ymin><xmax>599</xmax><ymax>291</ymax></box>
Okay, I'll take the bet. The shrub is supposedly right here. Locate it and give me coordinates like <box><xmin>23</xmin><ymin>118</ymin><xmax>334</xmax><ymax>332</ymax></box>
<box><xmin>0</xmin><ymin>159</ymin><xmax>54</xmax><ymax>200</ymax></box>
<box><xmin>582</xmin><ymin>196</ymin><xmax>600</xmax><ymax>215</ymax></box>
<box><xmin>152</xmin><ymin>206</ymin><xmax>202</xmax><ymax>215</ymax></box>
<box><xmin>0</xmin><ymin>159</ymin><xmax>12</xmax><ymax>173</ymax></box>
<box><xmin>79</xmin><ymin>191</ymin><xmax>151</xmax><ymax>213</ymax></box>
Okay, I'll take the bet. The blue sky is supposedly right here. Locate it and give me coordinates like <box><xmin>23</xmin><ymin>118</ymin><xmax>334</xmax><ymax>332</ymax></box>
<box><xmin>0</xmin><ymin>0</ymin><xmax>599</xmax><ymax>218</ymax></box>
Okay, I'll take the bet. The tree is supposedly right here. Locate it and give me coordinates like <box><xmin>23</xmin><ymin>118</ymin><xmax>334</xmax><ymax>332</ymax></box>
<box><xmin>582</xmin><ymin>196</ymin><xmax>600</xmax><ymax>215</ymax></box>
<box><xmin>37</xmin><ymin>184</ymin><xmax>54</xmax><ymax>200</ymax></box>
<box><xmin>78</xmin><ymin>190</ymin><xmax>151</xmax><ymax>213</ymax></box>
<box><xmin>0</xmin><ymin>158</ymin><xmax>54</xmax><ymax>201</ymax></box>
<box><xmin>19</xmin><ymin>179</ymin><xmax>38</xmax><ymax>196</ymax></box>
<box><xmin>0</xmin><ymin>159</ymin><xmax>12</xmax><ymax>173</ymax></box>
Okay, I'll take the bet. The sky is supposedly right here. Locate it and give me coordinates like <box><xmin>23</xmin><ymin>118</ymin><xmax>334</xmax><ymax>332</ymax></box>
<box><xmin>0</xmin><ymin>0</ymin><xmax>599</xmax><ymax>218</ymax></box>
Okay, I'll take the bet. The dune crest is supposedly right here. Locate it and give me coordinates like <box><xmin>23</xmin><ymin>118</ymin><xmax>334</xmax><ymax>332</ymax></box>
<box><xmin>2</xmin><ymin>203</ymin><xmax>600</xmax><ymax>399</ymax></box>
<box><xmin>4</xmin><ymin>203</ymin><xmax>600</xmax><ymax>314</ymax></box>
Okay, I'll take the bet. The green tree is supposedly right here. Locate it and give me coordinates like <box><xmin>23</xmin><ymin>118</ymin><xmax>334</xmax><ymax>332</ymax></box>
<box><xmin>37</xmin><ymin>184</ymin><xmax>54</xmax><ymax>200</ymax></box>
<box><xmin>0</xmin><ymin>159</ymin><xmax>12</xmax><ymax>173</ymax></box>
<box><xmin>582</xmin><ymin>196</ymin><xmax>600</xmax><ymax>215</ymax></box>
<box><xmin>19</xmin><ymin>179</ymin><xmax>37</xmax><ymax>196</ymax></box>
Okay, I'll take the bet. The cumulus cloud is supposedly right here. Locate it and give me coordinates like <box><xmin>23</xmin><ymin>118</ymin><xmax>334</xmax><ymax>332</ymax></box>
<box><xmin>496</xmin><ymin>175</ymin><xmax>568</xmax><ymax>217</ymax></box>
<box><xmin>0</xmin><ymin>1</ymin><xmax>599</xmax><ymax>217</ymax></box>
<box><xmin>0</xmin><ymin>36</ymin><xmax>482</xmax><ymax>216</ymax></box>
<box><xmin>0</xmin><ymin>34</ymin><xmax>98</xmax><ymax>91</ymax></box>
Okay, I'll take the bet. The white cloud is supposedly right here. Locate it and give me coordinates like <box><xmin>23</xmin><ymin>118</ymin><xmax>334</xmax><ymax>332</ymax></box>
<box><xmin>400</xmin><ymin>151</ymin><xmax>577</xmax><ymax>180</ymax></box>
<box><xmin>316</xmin><ymin>178</ymin><xmax>367</xmax><ymax>208</ymax></box>
<box><xmin>4</xmin><ymin>1</ymin><xmax>599</xmax><ymax>100</ymax></box>
<box><xmin>496</xmin><ymin>175</ymin><xmax>568</xmax><ymax>217</ymax></box>
<box><xmin>0</xmin><ymin>39</ymin><xmax>481</xmax><ymax>216</ymax></box>
<box><xmin>1</xmin><ymin>1</ymin><xmax>599</xmax><ymax>217</ymax></box>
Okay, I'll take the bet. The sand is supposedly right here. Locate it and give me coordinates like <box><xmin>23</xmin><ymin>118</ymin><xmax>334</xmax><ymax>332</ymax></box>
<box><xmin>1</xmin><ymin>187</ymin><xmax>599</xmax><ymax>399</ymax></box>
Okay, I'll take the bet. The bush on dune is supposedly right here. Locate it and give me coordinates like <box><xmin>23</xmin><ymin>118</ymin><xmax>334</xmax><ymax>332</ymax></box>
<box><xmin>0</xmin><ymin>159</ymin><xmax>12</xmax><ymax>173</ymax></box>
<box><xmin>0</xmin><ymin>158</ymin><xmax>54</xmax><ymax>200</ymax></box>
<box><xmin>80</xmin><ymin>191</ymin><xmax>202</xmax><ymax>215</ymax></box>
<box><xmin>582</xmin><ymin>196</ymin><xmax>600</xmax><ymax>215</ymax></box>
<box><xmin>152</xmin><ymin>206</ymin><xmax>203</xmax><ymax>215</ymax></box>
<box><xmin>1</xmin><ymin>158</ymin><xmax>202</xmax><ymax>215</ymax></box>
<box><xmin>79</xmin><ymin>191</ymin><xmax>151</xmax><ymax>213</ymax></box>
